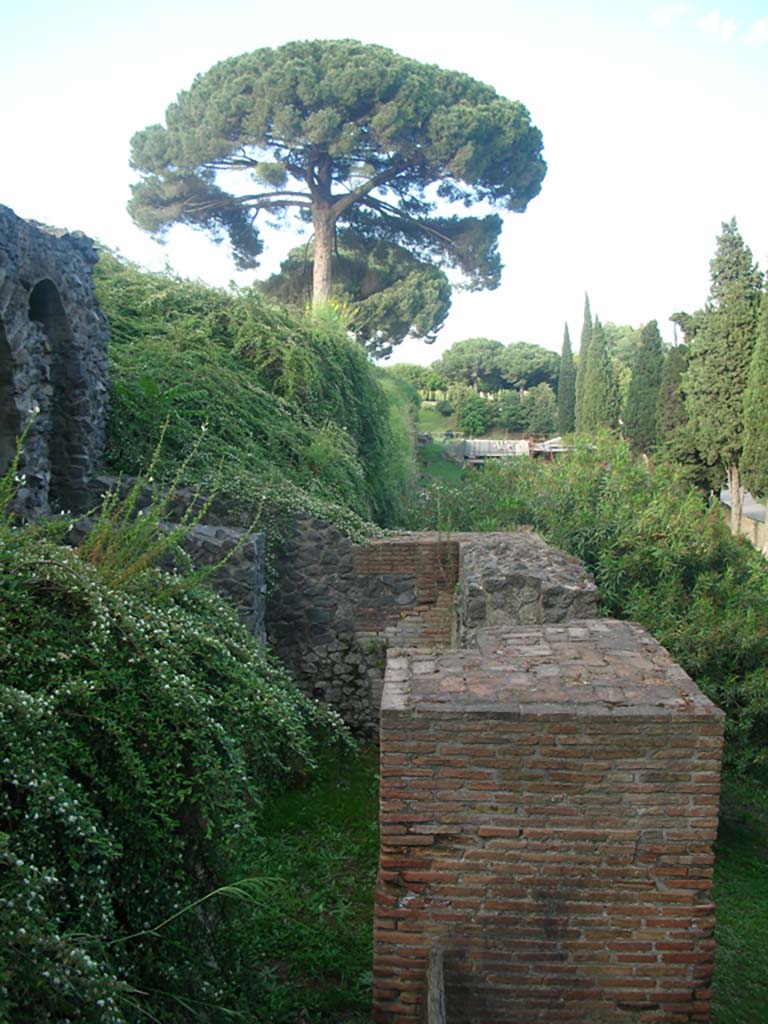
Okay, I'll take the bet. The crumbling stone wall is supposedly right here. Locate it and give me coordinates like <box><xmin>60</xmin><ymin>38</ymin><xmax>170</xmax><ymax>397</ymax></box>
<box><xmin>373</xmin><ymin>620</ymin><xmax>724</xmax><ymax>1023</ymax></box>
<box><xmin>0</xmin><ymin>205</ymin><xmax>109</xmax><ymax>517</ymax></box>
<box><xmin>267</xmin><ymin>523</ymin><xmax>597</xmax><ymax>734</ymax></box>
<box><xmin>266</xmin><ymin>518</ymin><xmax>459</xmax><ymax>734</ymax></box>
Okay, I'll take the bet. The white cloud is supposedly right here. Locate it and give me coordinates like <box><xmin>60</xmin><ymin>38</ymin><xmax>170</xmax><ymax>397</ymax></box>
<box><xmin>651</xmin><ymin>4</ymin><xmax>692</xmax><ymax>27</ymax></box>
<box><xmin>698</xmin><ymin>10</ymin><xmax>738</xmax><ymax>41</ymax></box>
<box><xmin>746</xmin><ymin>17</ymin><xmax>768</xmax><ymax>46</ymax></box>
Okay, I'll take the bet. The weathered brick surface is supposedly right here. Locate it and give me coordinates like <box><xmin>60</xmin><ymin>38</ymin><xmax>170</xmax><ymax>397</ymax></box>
<box><xmin>373</xmin><ymin>619</ymin><xmax>724</xmax><ymax>1023</ymax></box>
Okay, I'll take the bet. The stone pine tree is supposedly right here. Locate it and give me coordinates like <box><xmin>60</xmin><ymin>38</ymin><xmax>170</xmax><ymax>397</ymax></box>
<box><xmin>684</xmin><ymin>219</ymin><xmax>764</xmax><ymax>533</ymax></box>
<box><xmin>580</xmin><ymin>317</ymin><xmax>620</xmax><ymax>431</ymax></box>
<box><xmin>557</xmin><ymin>323</ymin><xmax>576</xmax><ymax>433</ymax></box>
<box><xmin>574</xmin><ymin>293</ymin><xmax>592</xmax><ymax>430</ymax></box>
<box><xmin>128</xmin><ymin>40</ymin><xmax>546</xmax><ymax>308</ymax></box>
<box><xmin>623</xmin><ymin>320</ymin><xmax>664</xmax><ymax>452</ymax></box>
<box><xmin>741</xmin><ymin>288</ymin><xmax>768</xmax><ymax>499</ymax></box>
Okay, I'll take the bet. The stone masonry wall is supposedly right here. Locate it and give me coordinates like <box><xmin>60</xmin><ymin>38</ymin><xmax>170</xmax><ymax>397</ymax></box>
<box><xmin>0</xmin><ymin>205</ymin><xmax>109</xmax><ymax>518</ymax></box>
<box><xmin>268</xmin><ymin>523</ymin><xmax>597</xmax><ymax>734</ymax></box>
<box><xmin>373</xmin><ymin>620</ymin><xmax>724</xmax><ymax>1024</ymax></box>
<box><xmin>266</xmin><ymin>518</ymin><xmax>459</xmax><ymax>735</ymax></box>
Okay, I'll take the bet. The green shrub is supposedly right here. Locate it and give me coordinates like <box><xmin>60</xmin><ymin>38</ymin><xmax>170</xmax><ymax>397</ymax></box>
<box><xmin>0</xmin><ymin>466</ymin><xmax>351</xmax><ymax>1022</ymax></box>
<box><xmin>406</xmin><ymin>433</ymin><xmax>768</xmax><ymax>772</ymax></box>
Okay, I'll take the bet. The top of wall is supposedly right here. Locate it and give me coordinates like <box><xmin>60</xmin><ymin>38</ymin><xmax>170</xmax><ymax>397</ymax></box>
<box><xmin>383</xmin><ymin>618</ymin><xmax>724</xmax><ymax>722</ymax></box>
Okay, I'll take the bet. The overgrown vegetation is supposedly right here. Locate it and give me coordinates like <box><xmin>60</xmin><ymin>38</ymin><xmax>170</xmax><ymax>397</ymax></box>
<box><xmin>407</xmin><ymin>434</ymin><xmax>768</xmax><ymax>773</ymax></box>
<box><xmin>0</xmin><ymin>459</ymin><xmax>353</xmax><ymax>1022</ymax></box>
<box><xmin>95</xmin><ymin>251</ymin><xmax>418</xmax><ymax>539</ymax></box>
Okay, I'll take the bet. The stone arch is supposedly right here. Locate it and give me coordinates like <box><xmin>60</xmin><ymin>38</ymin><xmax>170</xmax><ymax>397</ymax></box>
<box><xmin>28</xmin><ymin>279</ymin><xmax>89</xmax><ymax>511</ymax></box>
<box><xmin>0</xmin><ymin>317</ymin><xmax>20</xmax><ymax>478</ymax></box>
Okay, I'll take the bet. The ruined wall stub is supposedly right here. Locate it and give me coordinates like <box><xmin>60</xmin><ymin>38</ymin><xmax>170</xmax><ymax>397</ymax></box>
<box><xmin>0</xmin><ymin>204</ymin><xmax>109</xmax><ymax>517</ymax></box>
<box><xmin>374</xmin><ymin>620</ymin><xmax>724</xmax><ymax>1024</ymax></box>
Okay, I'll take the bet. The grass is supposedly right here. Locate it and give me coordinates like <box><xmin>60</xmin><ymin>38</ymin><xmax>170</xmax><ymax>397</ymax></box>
<box><xmin>712</xmin><ymin>774</ymin><xmax>768</xmax><ymax>1023</ymax></box>
<box><xmin>232</xmin><ymin>751</ymin><xmax>768</xmax><ymax>1024</ymax></box>
<box><xmin>417</xmin><ymin>439</ymin><xmax>465</xmax><ymax>487</ymax></box>
<box><xmin>416</xmin><ymin>401</ymin><xmax>457</xmax><ymax>436</ymax></box>
<box><xmin>236</xmin><ymin>745</ymin><xmax>380</xmax><ymax>1023</ymax></box>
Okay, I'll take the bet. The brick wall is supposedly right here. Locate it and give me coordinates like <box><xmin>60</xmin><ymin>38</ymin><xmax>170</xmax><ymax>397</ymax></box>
<box><xmin>266</xmin><ymin>519</ymin><xmax>459</xmax><ymax>734</ymax></box>
<box><xmin>373</xmin><ymin>620</ymin><xmax>724</xmax><ymax>1024</ymax></box>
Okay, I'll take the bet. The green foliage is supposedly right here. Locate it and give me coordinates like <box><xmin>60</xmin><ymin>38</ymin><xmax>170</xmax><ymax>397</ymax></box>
<box><xmin>435</xmin><ymin>337</ymin><xmax>506</xmax><ymax>392</ymax></box>
<box><xmin>455</xmin><ymin>390</ymin><xmax>494</xmax><ymax>436</ymax></box>
<box><xmin>258</xmin><ymin>233</ymin><xmax>451</xmax><ymax>358</ymax></box>
<box><xmin>740</xmin><ymin>289</ymin><xmax>768</xmax><ymax>498</ymax></box>
<box><xmin>499</xmin><ymin>341</ymin><xmax>559</xmax><ymax>390</ymax></box>
<box><xmin>406</xmin><ymin>434</ymin><xmax>768</xmax><ymax>772</ymax></box>
<box><xmin>128</xmin><ymin>39</ymin><xmax>546</xmax><ymax>300</ymax></box>
<box><xmin>623</xmin><ymin>320</ymin><xmax>664</xmax><ymax>452</ymax></box>
<box><xmin>580</xmin><ymin>318</ymin><xmax>620</xmax><ymax>431</ymax></box>
<box><xmin>685</xmin><ymin>219</ymin><xmax>764</xmax><ymax>470</ymax></box>
<box><xmin>656</xmin><ymin>343</ymin><xmax>717</xmax><ymax>490</ymax></box>
<box><xmin>525</xmin><ymin>382</ymin><xmax>558</xmax><ymax>435</ymax></box>
<box><xmin>0</xmin><ymin>464</ymin><xmax>351</xmax><ymax>1022</ymax></box>
<box><xmin>712</xmin><ymin>775</ymin><xmax>768</xmax><ymax>1022</ymax></box>
<box><xmin>574</xmin><ymin>292</ymin><xmax>592</xmax><ymax>429</ymax></box>
<box><xmin>236</xmin><ymin>747</ymin><xmax>379</xmax><ymax>1022</ymax></box>
<box><xmin>557</xmin><ymin>324</ymin><xmax>575</xmax><ymax>433</ymax></box>
<box><xmin>491</xmin><ymin>389</ymin><xmax>528</xmax><ymax>433</ymax></box>
<box><xmin>95</xmin><ymin>251</ymin><xmax>413</xmax><ymax>533</ymax></box>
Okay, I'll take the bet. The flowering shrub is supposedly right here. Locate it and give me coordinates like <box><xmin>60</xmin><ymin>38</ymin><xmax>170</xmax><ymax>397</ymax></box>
<box><xmin>0</xmin><ymin>499</ymin><xmax>350</xmax><ymax>1020</ymax></box>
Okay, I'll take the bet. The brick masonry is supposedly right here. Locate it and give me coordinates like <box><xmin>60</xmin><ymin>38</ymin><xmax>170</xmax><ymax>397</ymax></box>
<box><xmin>373</xmin><ymin>619</ymin><xmax>724</xmax><ymax>1024</ymax></box>
<box><xmin>267</xmin><ymin>523</ymin><xmax>596</xmax><ymax>734</ymax></box>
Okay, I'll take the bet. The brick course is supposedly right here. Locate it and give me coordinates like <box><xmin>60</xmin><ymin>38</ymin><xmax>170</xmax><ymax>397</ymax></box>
<box><xmin>373</xmin><ymin>620</ymin><xmax>724</xmax><ymax>1024</ymax></box>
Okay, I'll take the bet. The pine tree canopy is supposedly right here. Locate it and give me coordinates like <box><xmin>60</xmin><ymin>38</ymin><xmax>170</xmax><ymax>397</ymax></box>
<box><xmin>128</xmin><ymin>40</ymin><xmax>546</xmax><ymax>306</ymax></box>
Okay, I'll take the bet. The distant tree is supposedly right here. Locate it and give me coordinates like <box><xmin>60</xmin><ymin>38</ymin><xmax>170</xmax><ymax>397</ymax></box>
<box><xmin>580</xmin><ymin>317</ymin><xmax>620</xmax><ymax>431</ymax></box>
<box><xmin>656</xmin><ymin>343</ymin><xmax>718</xmax><ymax>490</ymax></box>
<box><xmin>493</xmin><ymin>389</ymin><xmax>528</xmax><ymax>432</ymax></box>
<box><xmin>603</xmin><ymin>322</ymin><xmax>641</xmax><ymax>368</ymax></box>
<box><xmin>257</xmin><ymin>233</ymin><xmax>451</xmax><ymax>358</ymax></box>
<box><xmin>557</xmin><ymin>323</ymin><xmax>575</xmax><ymax>433</ymax></box>
<box><xmin>424</xmin><ymin>368</ymin><xmax>449</xmax><ymax>400</ymax></box>
<box><xmin>526</xmin><ymin>382</ymin><xmax>558</xmax><ymax>435</ymax></box>
<box><xmin>741</xmin><ymin>289</ymin><xmax>768</xmax><ymax>499</ymax></box>
<box><xmin>387</xmin><ymin>363</ymin><xmax>429</xmax><ymax>391</ymax></box>
<box><xmin>456</xmin><ymin>391</ymin><xmax>493</xmax><ymax>436</ymax></box>
<box><xmin>574</xmin><ymin>293</ymin><xmax>592</xmax><ymax>429</ymax></box>
<box><xmin>684</xmin><ymin>219</ymin><xmax>764</xmax><ymax>533</ymax></box>
<box><xmin>657</xmin><ymin>343</ymin><xmax>690</xmax><ymax>444</ymax></box>
<box><xmin>623</xmin><ymin>320</ymin><xmax>664</xmax><ymax>452</ymax></box>
<box><xmin>436</xmin><ymin>338</ymin><xmax>505</xmax><ymax>392</ymax></box>
<box><xmin>499</xmin><ymin>342</ymin><xmax>559</xmax><ymax>390</ymax></box>
<box><xmin>128</xmin><ymin>39</ymin><xmax>546</xmax><ymax>306</ymax></box>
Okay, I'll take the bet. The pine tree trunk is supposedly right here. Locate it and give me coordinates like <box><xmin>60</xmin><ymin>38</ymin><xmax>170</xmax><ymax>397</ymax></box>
<box><xmin>312</xmin><ymin>205</ymin><xmax>334</xmax><ymax>306</ymax></box>
<box><xmin>727</xmin><ymin>462</ymin><xmax>744</xmax><ymax>537</ymax></box>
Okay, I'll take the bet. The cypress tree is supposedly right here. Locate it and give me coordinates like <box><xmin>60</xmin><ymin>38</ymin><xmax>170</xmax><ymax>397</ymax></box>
<box><xmin>685</xmin><ymin>219</ymin><xmax>763</xmax><ymax>533</ymax></box>
<box><xmin>581</xmin><ymin>317</ymin><xmax>620</xmax><ymax>431</ymax></box>
<box><xmin>623</xmin><ymin>320</ymin><xmax>664</xmax><ymax>452</ymax></box>
<box><xmin>557</xmin><ymin>323</ymin><xmax>576</xmax><ymax>433</ymax></box>
<box><xmin>574</xmin><ymin>293</ymin><xmax>591</xmax><ymax>430</ymax></box>
<box><xmin>741</xmin><ymin>288</ymin><xmax>768</xmax><ymax>498</ymax></box>
<box><xmin>657</xmin><ymin>343</ymin><xmax>690</xmax><ymax>444</ymax></box>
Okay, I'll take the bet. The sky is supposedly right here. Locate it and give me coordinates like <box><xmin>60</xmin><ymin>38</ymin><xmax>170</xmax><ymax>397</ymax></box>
<box><xmin>1</xmin><ymin>1</ymin><xmax>766</xmax><ymax>365</ymax></box>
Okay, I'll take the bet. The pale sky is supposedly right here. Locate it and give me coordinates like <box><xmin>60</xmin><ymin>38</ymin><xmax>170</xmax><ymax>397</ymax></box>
<box><xmin>2</xmin><ymin>1</ymin><xmax>766</xmax><ymax>364</ymax></box>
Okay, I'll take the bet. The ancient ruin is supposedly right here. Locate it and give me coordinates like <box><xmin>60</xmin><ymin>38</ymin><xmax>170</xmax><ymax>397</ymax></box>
<box><xmin>0</xmin><ymin>204</ymin><xmax>110</xmax><ymax>518</ymax></box>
